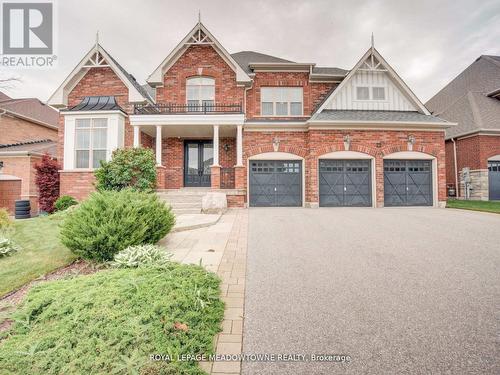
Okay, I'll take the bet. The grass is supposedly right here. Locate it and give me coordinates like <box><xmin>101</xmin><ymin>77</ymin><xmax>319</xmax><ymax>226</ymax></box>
<box><xmin>0</xmin><ymin>214</ymin><xmax>77</xmax><ymax>297</ymax></box>
<box><xmin>446</xmin><ymin>199</ymin><xmax>500</xmax><ymax>214</ymax></box>
<box><xmin>0</xmin><ymin>265</ymin><xmax>224</xmax><ymax>374</ymax></box>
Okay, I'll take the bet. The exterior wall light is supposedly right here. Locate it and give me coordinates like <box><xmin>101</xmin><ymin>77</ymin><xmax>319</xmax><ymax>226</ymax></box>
<box><xmin>223</xmin><ymin>143</ymin><xmax>230</xmax><ymax>152</ymax></box>
<box><xmin>407</xmin><ymin>134</ymin><xmax>416</xmax><ymax>151</ymax></box>
<box><xmin>343</xmin><ymin>134</ymin><xmax>351</xmax><ymax>151</ymax></box>
<box><xmin>272</xmin><ymin>137</ymin><xmax>280</xmax><ymax>152</ymax></box>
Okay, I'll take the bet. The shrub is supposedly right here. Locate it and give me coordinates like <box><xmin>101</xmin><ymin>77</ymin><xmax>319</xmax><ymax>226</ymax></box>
<box><xmin>60</xmin><ymin>189</ymin><xmax>175</xmax><ymax>262</ymax></box>
<box><xmin>95</xmin><ymin>148</ymin><xmax>157</xmax><ymax>192</ymax></box>
<box><xmin>0</xmin><ymin>266</ymin><xmax>224</xmax><ymax>374</ymax></box>
<box><xmin>0</xmin><ymin>237</ymin><xmax>19</xmax><ymax>257</ymax></box>
<box><xmin>54</xmin><ymin>195</ymin><xmax>78</xmax><ymax>212</ymax></box>
<box><xmin>112</xmin><ymin>244</ymin><xmax>172</xmax><ymax>268</ymax></box>
<box><xmin>0</xmin><ymin>208</ymin><xmax>13</xmax><ymax>230</ymax></box>
<box><xmin>34</xmin><ymin>154</ymin><xmax>60</xmax><ymax>213</ymax></box>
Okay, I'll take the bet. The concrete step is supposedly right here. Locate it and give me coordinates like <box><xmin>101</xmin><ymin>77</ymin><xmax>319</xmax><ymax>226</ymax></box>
<box><xmin>166</xmin><ymin>201</ymin><xmax>202</xmax><ymax>209</ymax></box>
<box><xmin>172</xmin><ymin>208</ymin><xmax>202</xmax><ymax>215</ymax></box>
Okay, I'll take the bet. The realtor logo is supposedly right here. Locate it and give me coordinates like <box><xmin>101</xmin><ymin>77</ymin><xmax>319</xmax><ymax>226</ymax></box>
<box><xmin>2</xmin><ymin>2</ymin><xmax>53</xmax><ymax>54</ymax></box>
<box><xmin>1</xmin><ymin>0</ymin><xmax>56</xmax><ymax>68</ymax></box>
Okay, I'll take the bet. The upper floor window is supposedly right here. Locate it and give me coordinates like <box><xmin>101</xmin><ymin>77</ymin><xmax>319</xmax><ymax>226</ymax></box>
<box><xmin>186</xmin><ymin>77</ymin><xmax>215</xmax><ymax>110</ymax></box>
<box><xmin>356</xmin><ymin>86</ymin><xmax>386</xmax><ymax>101</ymax></box>
<box><xmin>261</xmin><ymin>87</ymin><xmax>303</xmax><ymax>116</ymax></box>
<box><xmin>75</xmin><ymin>118</ymin><xmax>107</xmax><ymax>168</ymax></box>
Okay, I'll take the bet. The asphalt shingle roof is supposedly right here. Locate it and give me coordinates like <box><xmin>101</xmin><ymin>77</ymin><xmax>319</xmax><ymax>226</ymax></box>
<box><xmin>231</xmin><ymin>51</ymin><xmax>293</xmax><ymax>74</ymax></box>
<box><xmin>426</xmin><ymin>55</ymin><xmax>500</xmax><ymax>138</ymax></box>
<box><xmin>0</xmin><ymin>91</ymin><xmax>59</xmax><ymax>128</ymax></box>
<box><xmin>311</xmin><ymin>67</ymin><xmax>348</xmax><ymax>76</ymax></box>
<box><xmin>0</xmin><ymin>139</ymin><xmax>56</xmax><ymax>156</ymax></box>
<box><xmin>314</xmin><ymin>110</ymin><xmax>447</xmax><ymax>123</ymax></box>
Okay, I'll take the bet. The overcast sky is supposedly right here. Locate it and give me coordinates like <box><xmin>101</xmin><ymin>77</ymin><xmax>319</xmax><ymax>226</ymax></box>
<box><xmin>1</xmin><ymin>0</ymin><xmax>499</xmax><ymax>103</ymax></box>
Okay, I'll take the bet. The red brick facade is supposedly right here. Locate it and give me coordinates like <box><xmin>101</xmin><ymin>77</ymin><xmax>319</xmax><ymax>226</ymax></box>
<box><xmin>243</xmin><ymin>130</ymin><xmax>446</xmax><ymax>206</ymax></box>
<box><xmin>0</xmin><ymin>178</ymin><xmax>21</xmax><ymax>215</ymax></box>
<box><xmin>445</xmin><ymin>134</ymin><xmax>500</xmax><ymax>196</ymax></box>
<box><xmin>56</xmin><ymin>33</ymin><xmax>447</xmax><ymax>208</ymax></box>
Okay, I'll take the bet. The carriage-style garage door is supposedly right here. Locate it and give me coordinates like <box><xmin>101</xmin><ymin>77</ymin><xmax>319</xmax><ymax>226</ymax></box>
<box><xmin>384</xmin><ymin>160</ymin><xmax>433</xmax><ymax>206</ymax></box>
<box><xmin>249</xmin><ymin>160</ymin><xmax>302</xmax><ymax>207</ymax></box>
<box><xmin>319</xmin><ymin>160</ymin><xmax>372</xmax><ymax>207</ymax></box>
<box><xmin>488</xmin><ymin>160</ymin><xmax>500</xmax><ymax>200</ymax></box>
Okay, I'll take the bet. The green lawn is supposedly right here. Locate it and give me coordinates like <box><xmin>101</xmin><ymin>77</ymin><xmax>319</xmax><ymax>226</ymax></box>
<box><xmin>0</xmin><ymin>265</ymin><xmax>224</xmax><ymax>374</ymax></box>
<box><xmin>0</xmin><ymin>214</ymin><xmax>77</xmax><ymax>297</ymax></box>
<box><xmin>446</xmin><ymin>199</ymin><xmax>500</xmax><ymax>214</ymax></box>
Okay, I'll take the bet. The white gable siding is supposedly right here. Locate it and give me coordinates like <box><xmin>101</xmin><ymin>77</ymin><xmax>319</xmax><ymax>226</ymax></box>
<box><xmin>325</xmin><ymin>70</ymin><xmax>417</xmax><ymax>111</ymax></box>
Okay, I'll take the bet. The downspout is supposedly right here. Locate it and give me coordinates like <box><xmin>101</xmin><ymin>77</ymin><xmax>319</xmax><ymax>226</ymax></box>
<box><xmin>451</xmin><ymin>138</ymin><xmax>459</xmax><ymax>197</ymax></box>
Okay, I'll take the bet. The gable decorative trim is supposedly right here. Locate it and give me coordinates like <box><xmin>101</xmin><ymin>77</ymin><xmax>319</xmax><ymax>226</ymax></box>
<box><xmin>147</xmin><ymin>22</ymin><xmax>252</xmax><ymax>86</ymax></box>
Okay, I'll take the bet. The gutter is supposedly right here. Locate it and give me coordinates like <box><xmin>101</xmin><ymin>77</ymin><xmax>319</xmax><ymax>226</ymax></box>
<box><xmin>451</xmin><ymin>138</ymin><xmax>459</xmax><ymax>197</ymax></box>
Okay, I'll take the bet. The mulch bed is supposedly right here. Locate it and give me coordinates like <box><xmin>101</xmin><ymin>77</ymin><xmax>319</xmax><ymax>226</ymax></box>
<box><xmin>0</xmin><ymin>260</ymin><xmax>99</xmax><ymax>335</ymax></box>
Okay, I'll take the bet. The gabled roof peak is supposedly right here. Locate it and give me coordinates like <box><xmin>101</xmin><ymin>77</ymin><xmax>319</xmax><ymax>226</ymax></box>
<box><xmin>147</xmin><ymin>22</ymin><xmax>252</xmax><ymax>86</ymax></box>
<box><xmin>48</xmin><ymin>42</ymin><xmax>152</xmax><ymax>108</ymax></box>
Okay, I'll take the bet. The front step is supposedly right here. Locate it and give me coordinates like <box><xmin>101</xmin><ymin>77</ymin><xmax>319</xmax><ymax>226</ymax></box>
<box><xmin>158</xmin><ymin>189</ymin><xmax>208</xmax><ymax>215</ymax></box>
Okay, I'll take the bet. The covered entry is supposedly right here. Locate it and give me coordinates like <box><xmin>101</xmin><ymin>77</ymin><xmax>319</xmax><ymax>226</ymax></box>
<box><xmin>384</xmin><ymin>160</ymin><xmax>433</xmax><ymax>206</ymax></box>
<box><xmin>319</xmin><ymin>159</ymin><xmax>372</xmax><ymax>207</ymax></box>
<box><xmin>249</xmin><ymin>160</ymin><xmax>302</xmax><ymax>207</ymax></box>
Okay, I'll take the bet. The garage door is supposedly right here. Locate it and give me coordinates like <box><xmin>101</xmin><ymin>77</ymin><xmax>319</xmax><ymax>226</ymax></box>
<box><xmin>319</xmin><ymin>160</ymin><xmax>372</xmax><ymax>207</ymax></box>
<box><xmin>488</xmin><ymin>161</ymin><xmax>500</xmax><ymax>200</ymax></box>
<box><xmin>384</xmin><ymin>160</ymin><xmax>432</xmax><ymax>206</ymax></box>
<box><xmin>249</xmin><ymin>160</ymin><xmax>302</xmax><ymax>207</ymax></box>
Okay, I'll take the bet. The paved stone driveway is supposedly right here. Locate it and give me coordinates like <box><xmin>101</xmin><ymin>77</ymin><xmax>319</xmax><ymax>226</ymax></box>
<box><xmin>243</xmin><ymin>208</ymin><xmax>500</xmax><ymax>375</ymax></box>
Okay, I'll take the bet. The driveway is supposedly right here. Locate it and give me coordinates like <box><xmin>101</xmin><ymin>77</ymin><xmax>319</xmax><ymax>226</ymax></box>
<box><xmin>243</xmin><ymin>208</ymin><xmax>500</xmax><ymax>374</ymax></box>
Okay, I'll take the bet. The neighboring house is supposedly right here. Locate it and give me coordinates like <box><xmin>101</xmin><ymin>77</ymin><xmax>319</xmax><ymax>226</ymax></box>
<box><xmin>48</xmin><ymin>21</ymin><xmax>452</xmax><ymax>208</ymax></box>
<box><xmin>0</xmin><ymin>91</ymin><xmax>59</xmax><ymax>215</ymax></box>
<box><xmin>426</xmin><ymin>55</ymin><xmax>500</xmax><ymax>200</ymax></box>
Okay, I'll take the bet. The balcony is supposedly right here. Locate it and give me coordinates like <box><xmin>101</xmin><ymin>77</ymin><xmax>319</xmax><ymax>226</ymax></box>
<box><xmin>134</xmin><ymin>102</ymin><xmax>243</xmax><ymax>115</ymax></box>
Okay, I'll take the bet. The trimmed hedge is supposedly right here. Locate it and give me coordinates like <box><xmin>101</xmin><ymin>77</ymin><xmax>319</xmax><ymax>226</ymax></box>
<box><xmin>54</xmin><ymin>195</ymin><xmax>78</xmax><ymax>212</ymax></box>
<box><xmin>60</xmin><ymin>190</ymin><xmax>175</xmax><ymax>261</ymax></box>
<box><xmin>95</xmin><ymin>148</ymin><xmax>157</xmax><ymax>192</ymax></box>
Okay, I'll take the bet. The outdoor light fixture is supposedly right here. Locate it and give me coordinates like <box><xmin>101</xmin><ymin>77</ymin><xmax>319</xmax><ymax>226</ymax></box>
<box><xmin>0</xmin><ymin>161</ymin><xmax>3</xmax><ymax>173</ymax></box>
<box><xmin>272</xmin><ymin>137</ymin><xmax>280</xmax><ymax>152</ymax></box>
<box><xmin>343</xmin><ymin>134</ymin><xmax>351</xmax><ymax>151</ymax></box>
<box><xmin>223</xmin><ymin>143</ymin><xmax>230</xmax><ymax>152</ymax></box>
<box><xmin>407</xmin><ymin>134</ymin><xmax>416</xmax><ymax>151</ymax></box>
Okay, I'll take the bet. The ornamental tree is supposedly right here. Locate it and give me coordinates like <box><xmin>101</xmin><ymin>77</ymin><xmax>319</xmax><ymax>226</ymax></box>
<box><xmin>34</xmin><ymin>154</ymin><xmax>60</xmax><ymax>213</ymax></box>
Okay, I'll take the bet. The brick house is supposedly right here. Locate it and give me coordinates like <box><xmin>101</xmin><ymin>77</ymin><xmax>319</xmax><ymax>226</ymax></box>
<box><xmin>426</xmin><ymin>55</ymin><xmax>500</xmax><ymax>200</ymax></box>
<box><xmin>48</xmin><ymin>22</ymin><xmax>453</xmax><ymax>208</ymax></box>
<box><xmin>0</xmin><ymin>92</ymin><xmax>59</xmax><ymax>215</ymax></box>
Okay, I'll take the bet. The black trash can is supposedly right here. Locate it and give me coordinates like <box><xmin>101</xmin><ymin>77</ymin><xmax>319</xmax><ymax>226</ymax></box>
<box><xmin>15</xmin><ymin>199</ymin><xmax>31</xmax><ymax>219</ymax></box>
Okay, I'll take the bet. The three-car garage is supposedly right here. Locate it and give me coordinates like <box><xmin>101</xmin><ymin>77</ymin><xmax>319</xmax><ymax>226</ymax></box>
<box><xmin>248</xmin><ymin>153</ymin><xmax>436</xmax><ymax>208</ymax></box>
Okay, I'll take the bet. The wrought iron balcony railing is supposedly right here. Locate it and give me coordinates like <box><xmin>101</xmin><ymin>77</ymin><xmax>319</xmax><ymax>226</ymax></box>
<box><xmin>134</xmin><ymin>102</ymin><xmax>243</xmax><ymax>115</ymax></box>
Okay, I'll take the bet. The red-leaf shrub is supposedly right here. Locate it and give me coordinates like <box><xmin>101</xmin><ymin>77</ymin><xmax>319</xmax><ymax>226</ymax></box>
<box><xmin>35</xmin><ymin>154</ymin><xmax>60</xmax><ymax>213</ymax></box>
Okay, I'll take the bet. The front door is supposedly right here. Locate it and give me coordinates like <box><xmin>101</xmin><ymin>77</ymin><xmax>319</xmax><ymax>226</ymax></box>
<box><xmin>184</xmin><ymin>141</ymin><xmax>213</xmax><ymax>187</ymax></box>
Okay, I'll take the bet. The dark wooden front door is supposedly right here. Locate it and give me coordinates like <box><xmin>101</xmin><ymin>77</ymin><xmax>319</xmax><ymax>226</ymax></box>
<box><xmin>184</xmin><ymin>141</ymin><xmax>213</xmax><ymax>187</ymax></box>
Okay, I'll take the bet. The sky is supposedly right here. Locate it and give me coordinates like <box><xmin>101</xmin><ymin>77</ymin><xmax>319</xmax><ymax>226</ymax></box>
<box><xmin>1</xmin><ymin>0</ymin><xmax>499</xmax><ymax>103</ymax></box>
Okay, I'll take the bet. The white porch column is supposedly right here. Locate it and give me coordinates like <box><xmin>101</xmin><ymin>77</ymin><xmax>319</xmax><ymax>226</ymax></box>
<box><xmin>155</xmin><ymin>125</ymin><xmax>162</xmax><ymax>165</ymax></box>
<box><xmin>133</xmin><ymin>126</ymin><xmax>140</xmax><ymax>147</ymax></box>
<box><xmin>213</xmin><ymin>124</ymin><xmax>220</xmax><ymax>166</ymax></box>
<box><xmin>236</xmin><ymin>125</ymin><xmax>243</xmax><ymax>166</ymax></box>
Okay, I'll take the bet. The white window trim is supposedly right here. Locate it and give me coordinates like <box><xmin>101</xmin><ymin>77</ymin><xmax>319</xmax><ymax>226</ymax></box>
<box><xmin>74</xmin><ymin>118</ymin><xmax>108</xmax><ymax>169</ymax></box>
<box><xmin>63</xmin><ymin>112</ymin><xmax>126</xmax><ymax>170</ymax></box>
<box><xmin>186</xmin><ymin>76</ymin><xmax>215</xmax><ymax>106</ymax></box>
<box><xmin>260</xmin><ymin>87</ymin><xmax>304</xmax><ymax>117</ymax></box>
<box><xmin>354</xmin><ymin>85</ymin><xmax>388</xmax><ymax>102</ymax></box>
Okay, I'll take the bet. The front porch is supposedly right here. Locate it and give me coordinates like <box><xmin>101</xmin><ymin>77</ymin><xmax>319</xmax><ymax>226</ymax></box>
<box><xmin>129</xmin><ymin>107</ymin><xmax>246</xmax><ymax>207</ymax></box>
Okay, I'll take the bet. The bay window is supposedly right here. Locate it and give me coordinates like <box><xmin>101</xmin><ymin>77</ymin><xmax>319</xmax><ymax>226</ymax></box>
<box><xmin>261</xmin><ymin>87</ymin><xmax>303</xmax><ymax>116</ymax></box>
<box><xmin>186</xmin><ymin>76</ymin><xmax>215</xmax><ymax>110</ymax></box>
<box><xmin>75</xmin><ymin>118</ymin><xmax>108</xmax><ymax>168</ymax></box>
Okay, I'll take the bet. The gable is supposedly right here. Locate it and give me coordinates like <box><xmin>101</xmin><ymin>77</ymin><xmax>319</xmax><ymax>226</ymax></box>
<box><xmin>315</xmin><ymin>47</ymin><xmax>429</xmax><ymax>115</ymax></box>
<box><xmin>147</xmin><ymin>22</ymin><xmax>251</xmax><ymax>86</ymax></box>
<box><xmin>48</xmin><ymin>44</ymin><xmax>150</xmax><ymax>108</ymax></box>
<box><xmin>324</xmin><ymin>69</ymin><xmax>417</xmax><ymax>111</ymax></box>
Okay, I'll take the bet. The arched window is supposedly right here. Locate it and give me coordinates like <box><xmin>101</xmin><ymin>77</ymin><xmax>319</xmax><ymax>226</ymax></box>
<box><xmin>186</xmin><ymin>77</ymin><xmax>215</xmax><ymax>111</ymax></box>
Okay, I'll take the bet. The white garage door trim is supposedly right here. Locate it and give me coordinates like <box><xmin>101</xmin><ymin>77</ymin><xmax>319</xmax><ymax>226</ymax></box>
<box><xmin>318</xmin><ymin>151</ymin><xmax>376</xmax><ymax>208</ymax></box>
<box><xmin>383</xmin><ymin>151</ymin><xmax>438</xmax><ymax>207</ymax></box>
<box><xmin>247</xmin><ymin>152</ymin><xmax>305</xmax><ymax>207</ymax></box>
